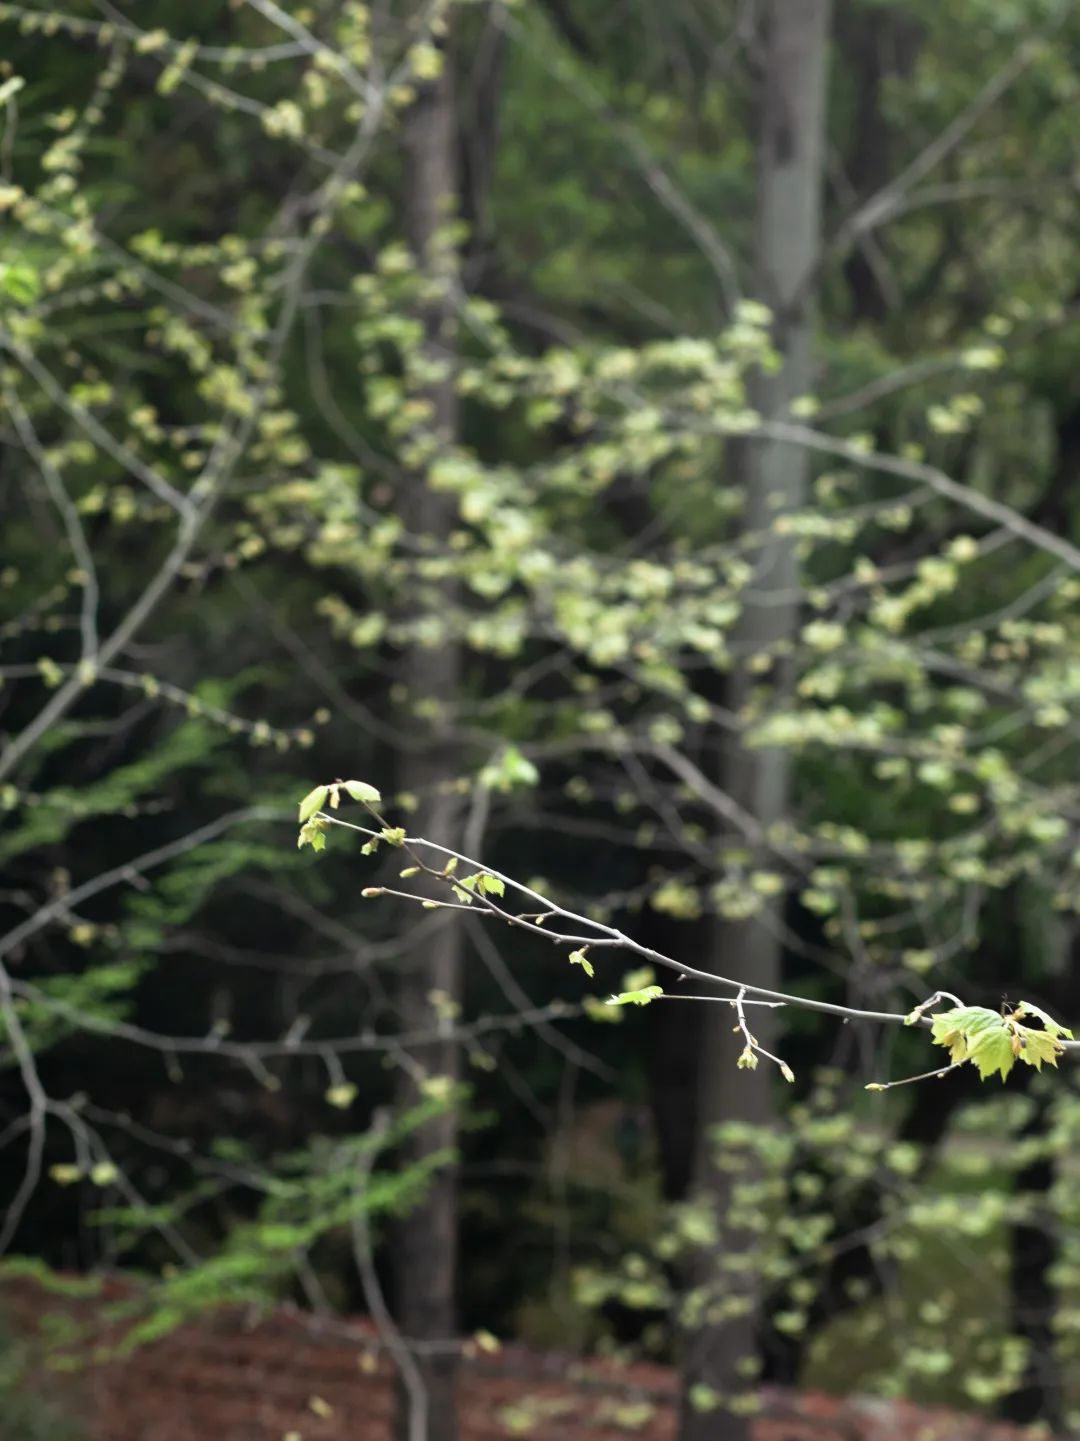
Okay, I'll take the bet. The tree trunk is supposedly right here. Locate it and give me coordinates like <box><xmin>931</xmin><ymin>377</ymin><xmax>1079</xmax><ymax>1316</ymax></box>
<box><xmin>833</xmin><ymin>2</ymin><xmax>922</xmax><ymax>322</ymax></box>
<box><xmin>392</xmin><ymin>37</ymin><xmax>463</xmax><ymax>1441</ymax></box>
<box><xmin>679</xmin><ymin>6</ymin><xmax>831</xmax><ymax>1438</ymax></box>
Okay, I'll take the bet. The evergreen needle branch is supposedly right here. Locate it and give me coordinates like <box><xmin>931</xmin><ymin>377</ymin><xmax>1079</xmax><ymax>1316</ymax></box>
<box><xmin>0</xmin><ymin>808</ymin><xmax>284</xmax><ymax>965</ymax></box>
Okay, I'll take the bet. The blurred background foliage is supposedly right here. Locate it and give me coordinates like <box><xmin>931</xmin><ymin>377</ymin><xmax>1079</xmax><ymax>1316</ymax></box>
<box><xmin>4</xmin><ymin>1</ymin><xmax>1080</xmax><ymax>1438</ymax></box>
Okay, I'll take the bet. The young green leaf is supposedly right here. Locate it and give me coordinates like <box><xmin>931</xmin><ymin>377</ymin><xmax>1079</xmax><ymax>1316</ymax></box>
<box><xmin>0</xmin><ymin>261</ymin><xmax>39</xmax><ymax>305</ymax></box>
<box><xmin>968</xmin><ymin>1024</ymin><xmax>1016</xmax><ymax>1082</ymax></box>
<box><xmin>930</xmin><ymin>1003</ymin><xmax>1071</xmax><ymax>1083</ymax></box>
<box><xmin>325</xmin><ymin>1083</ymin><xmax>358</xmax><ymax>1109</ymax></box>
<box><xmin>1014</xmin><ymin>1000</ymin><xmax>1073</xmax><ymax>1040</ymax></box>
<box><xmin>607</xmin><ymin>986</ymin><xmax>663</xmax><ymax>1007</ymax></box>
<box><xmin>583</xmin><ymin>996</ymin><xmax>623</xmax><ymax>1024</ymax></box>
<box><xmin>478</xmin><ymin>745</ymin><xmax>540</xmax><ymax>793</ymax></box>
<box><xmin>930</xmin><ymin>1006</ymin><xmax>1001</xmax><ymax>1066</ymax></box>
<box><xmin>298</xmin><ymin>784</ymin><xmax>329</xmax><ymax>823</ymax></box>
<box><xmin>1017</xmin><ymin>1028</ymin><xmax>1065</xmax><ymax>1071</ymax></box>
<box><xmin>343</xmin><ymin>779</ymin><xmax>382</xmax><ymax>806</ymax></box>
<box><xmin>297</xmin><ymin>818</ymin><xmax>328</xmax><ymax>852</ymax></box>
<box><xmin>569</xmin><ymin>948</ymin><xmax>594</xmax><ymax>978</ymax></box>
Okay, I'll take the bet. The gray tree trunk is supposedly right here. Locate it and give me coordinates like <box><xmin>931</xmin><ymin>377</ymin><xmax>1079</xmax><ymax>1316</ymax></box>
<box><xmin>679</xmin><ymin>5</ymin><xmax>831</xmax><ymax>1438</ymax></box>
<box><xmin>392</xmin><ymin>40</ymin><xmax>463</xmax><ymax>1441</ymax></box>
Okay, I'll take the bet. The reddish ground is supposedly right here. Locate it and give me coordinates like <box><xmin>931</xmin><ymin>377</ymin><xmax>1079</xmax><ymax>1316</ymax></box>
<box><xmin>1</xmin><ymin>1277</ymin><xmax>1052</xmax><ymax>1441</ymax></box>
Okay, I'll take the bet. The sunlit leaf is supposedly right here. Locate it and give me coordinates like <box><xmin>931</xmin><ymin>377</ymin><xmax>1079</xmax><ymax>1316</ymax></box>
<box><xmin>343</xmin><ymin>779</ymin><xmax>382</xmax><ymax>806</ymax></box>
<box><xmin>607</xmin><ymin>986</ymin><xmax>663</xmax><ymax>1007</ymax></box>
<box><xmin>297</xmin><ymin>785</ymin><xmax>328</xmax><ymax>823</ymax></box>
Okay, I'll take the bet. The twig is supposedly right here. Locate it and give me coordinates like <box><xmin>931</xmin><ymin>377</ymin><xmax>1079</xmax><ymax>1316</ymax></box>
<box><xmin>866</xmin><ymin>1063</ymin><xmax>963</xmax><ymax>1093</ymax></box>
<box><xmin>732</xmin><ymin>987</ymin><xmax>794</xmax><ymax>1082</ymax></box>
<box><xmin>348</xmin><ymin>1111</ymin><xmax>429</xmax><ymax>1441</ymax></box>
<box><xmin>319</xmin><ymin>807</ymin><xmax>1080</xmax><ymax>1055</ymax></box>
<box><xmin>745</xmin><ymin>420</ymin><xmax>1080</xmax><ymax>576</ymax></box>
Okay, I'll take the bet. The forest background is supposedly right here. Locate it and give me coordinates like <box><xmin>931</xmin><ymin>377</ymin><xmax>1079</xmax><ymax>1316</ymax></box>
<box><xmin>6</xmin><ymin>2</ymin><xmax>1080</xmax><ymax>1439</ymax></box>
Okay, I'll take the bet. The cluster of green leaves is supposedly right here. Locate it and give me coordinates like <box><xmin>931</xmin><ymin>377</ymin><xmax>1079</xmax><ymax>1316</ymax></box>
<box><xmin>565</xmin><ymin>1077</ymin><xmax>1080</xmax><ymax>1417</ymax></box>
<box><xmin>927</xmin><ymin>1003</ymin><xmax>1073</xmax><ymax>1082</ymax></box>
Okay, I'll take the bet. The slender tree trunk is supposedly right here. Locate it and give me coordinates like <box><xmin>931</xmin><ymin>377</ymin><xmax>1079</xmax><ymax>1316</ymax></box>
<box><xmin>679</xmin><ymin>6</ymin><xmax>831</xmax><ymax>1438</ymax></box>
<box><xmin>392</xmin><ymin>37</ymin><xmax>463</xmax><ymax>1441</ymax></box>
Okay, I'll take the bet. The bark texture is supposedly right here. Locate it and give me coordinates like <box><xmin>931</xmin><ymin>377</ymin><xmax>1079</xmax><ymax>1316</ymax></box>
<box><xmin>392</xmin><ymin>40</ymin><xmax>464</xmax><ymax>1441</ymax></box>
<box><xmin>679</xmin><ymin>6</ymin><xmax>832</xmax><ymax>1438</ymax></box>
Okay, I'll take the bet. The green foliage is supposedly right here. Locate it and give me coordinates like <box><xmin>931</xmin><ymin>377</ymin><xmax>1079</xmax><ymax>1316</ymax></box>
<box><xmin>342</xmin><ymin>779</ymin><xmax>382</xmax><ymax>806</ymax></box>
<box><xmin>564</xmin><ymin>1079</ymin><xmax>1080</xmax><ymax>1412</ymax></box>
<box><xmin>297</xmin><ymin>785</ymin><xmax>328</xmax><ymax>823</ymax></box>
<box><xmin>0</xmin><ymin>261</ymin><xmax>39</xmax><ymax>307</ymax></box>
<box><xmin>0</xmin><ymin>713</ymin><xmax>227</xmax><ymax>865</ymax></box>
<box><xmin>568</xmin><ymin>948</ymin><xmax>594</xmax><ymax>977</ymax></box>
<box><xmin>0</xmin><ymin>1327</ymin><xmax>80</xmax><ymax>1440</ymax></box>
<box><xmin>4</xmin><ymin>962</ymin><xmax>143</xmax><ymax>1062</ymax></box>
<box><xmin>477</xmin><ymin>746</ymin><xmax>540</xmax><ymax>793</ymax></box>
<box><xmin>7</xmin><ymin>0</ymin><xmax>1080</xmax><ymax>1429</ymax></box>
<box><xmin>607</xmin><ymin>985</ymin><xmax>663</xmax><ymax>1007</ymax></box>
<box><xmin>929</xmin><ymin>1004</ymin><xmax>1072</xmax><ymax>1081</ymax></box>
